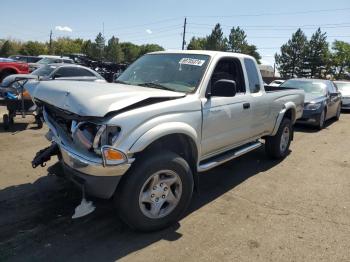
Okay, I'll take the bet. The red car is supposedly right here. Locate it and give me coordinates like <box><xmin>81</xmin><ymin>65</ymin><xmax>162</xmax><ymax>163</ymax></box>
<box><xmin>0</xmin><ymin>58</ymin><xmax>29</xmax><ymax>82</ymax></box>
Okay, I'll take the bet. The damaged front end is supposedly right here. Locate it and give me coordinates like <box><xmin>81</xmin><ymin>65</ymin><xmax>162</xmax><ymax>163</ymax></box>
<box><xmin>32</xmin><ymin>102</ymin><xmax>134</xmax><ymax>200</ymax></box>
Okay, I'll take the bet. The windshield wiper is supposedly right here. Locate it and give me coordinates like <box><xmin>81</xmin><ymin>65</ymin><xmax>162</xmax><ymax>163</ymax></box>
<box><xmin>137</xmin><ymin>82</ymin><xmax>175</xmax><ymax>92</ymax></box>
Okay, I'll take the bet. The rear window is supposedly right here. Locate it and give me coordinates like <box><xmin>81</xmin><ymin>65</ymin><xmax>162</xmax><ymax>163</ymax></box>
<box><xmin>244</xmin><ymin>58</ymin><xmax>261</xmax><ymax>93</ymax></box>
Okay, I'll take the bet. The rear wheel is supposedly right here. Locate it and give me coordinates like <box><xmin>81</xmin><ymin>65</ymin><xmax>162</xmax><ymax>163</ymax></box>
<box><xmin>3</xmin><ymin>114</ymin><xmax>10</xmax><ymax>130</ymax></box>
<box><xmin>265</xmin><ymin>118</ymin><xmax>292</xmax><ymax>159</ymax></box>
<box><xmin>114</xmin><ymin>151</ymin><xmax>194</xmax><ymax>232</ymax></box>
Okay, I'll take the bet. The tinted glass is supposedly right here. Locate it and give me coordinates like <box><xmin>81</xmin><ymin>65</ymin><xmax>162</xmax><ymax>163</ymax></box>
<box><xmin>244</xmin><ymin>58</ymin><xmax>261</xmax><ymax>93</ymax></box>
<box><xmin>281</xmin><ymin>80</ymin><xmax>327</xmax><ymax>96</ymax></box>
<box><xmin>55</xmin><ymin>67</ymin><xmax>95</xmax><ymax>77</ymax></box>
<box><xmin>31</xmin><ymin>65</ymin><xmax>57</xmax><ymax>76</ymax></box>
<box><xmin>117</xmin><ymin>53</ymin><xmax>210</xmax><ymax>93</ymax></box>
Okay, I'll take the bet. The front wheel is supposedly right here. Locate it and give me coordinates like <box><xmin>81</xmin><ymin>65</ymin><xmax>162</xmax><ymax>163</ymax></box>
<box><xmin>265</xmin><ymin>118</ymin><xmax>292</xmax><ymax>159</ymax></box>
<box><xmin>335</xmin><ymin>104</ymin><xmax>341</xmax><ymax>121</ymax></box>
<box><xmin>114</xmin><ymin>151</ymin><xmax>194</xmax><ymax>232</ymax></box>
<box><xmin>317</xmin><ymin>109</ymin><xmax>326</xmax><ymax>130</ymax></box>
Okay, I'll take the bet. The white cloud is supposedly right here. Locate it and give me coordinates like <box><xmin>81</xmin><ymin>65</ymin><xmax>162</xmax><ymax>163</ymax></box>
<box><xmin>55</xmin><ymin>26</ymin><xmax>73</xmax><ymax>32</ymax></box>
<box><xmin>146</xmin><ymin>29</ymin><xmax>152</xmax><ymax>34</ymax></box>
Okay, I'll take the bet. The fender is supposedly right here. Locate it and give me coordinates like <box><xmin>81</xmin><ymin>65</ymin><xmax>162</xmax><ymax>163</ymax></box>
<box><xmin>129</xmin><ymin>122</ymin><xmax>200</xmax><ymax>156</ymax></box>
<box><xmin>271</xmin><ymin>102</ymin><xmax>296</xmax><ymax>136</ymax></box>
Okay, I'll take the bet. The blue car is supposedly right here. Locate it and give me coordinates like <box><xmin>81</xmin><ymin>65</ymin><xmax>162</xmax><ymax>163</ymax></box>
<box><xmin>280</xmin><ymin>79</ymin><xmax>342</xmax><ymax>129</ymax></box>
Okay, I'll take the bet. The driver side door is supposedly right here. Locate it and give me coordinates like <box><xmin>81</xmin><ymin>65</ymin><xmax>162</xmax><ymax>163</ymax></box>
<box><xmin>201</xmin><ymin>58</ymin><xmax>253</xmax><ymax>158</ymax></box>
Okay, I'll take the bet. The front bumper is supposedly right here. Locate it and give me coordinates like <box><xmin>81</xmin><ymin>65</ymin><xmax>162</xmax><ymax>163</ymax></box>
<box><xmin>42</xmin><ymin>109</ymin><xmax>134</xmax><ymax>198</ymax></box>
<box><xmin>296</xmin><ymin>109</ymin><xmax>322</xmax><ymax>125</ymax></box>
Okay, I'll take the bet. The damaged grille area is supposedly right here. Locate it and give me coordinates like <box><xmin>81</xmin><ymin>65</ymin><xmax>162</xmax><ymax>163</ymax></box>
<box><xmin>40</xmin><ymin>101</ymin><xmax>121</xmax><ymax>155</ymax></box>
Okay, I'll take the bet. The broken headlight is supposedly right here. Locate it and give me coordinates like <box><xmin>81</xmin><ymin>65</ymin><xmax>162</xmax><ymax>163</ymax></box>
<box><xmin>71</xmin><ymin>122</ymin><xmax>121</xmax><ymax>154</ymax></box>
<box><xmin>92</xmin><ymin>125</ymin><xmax>121</xmax><ymax>154</ymax></box>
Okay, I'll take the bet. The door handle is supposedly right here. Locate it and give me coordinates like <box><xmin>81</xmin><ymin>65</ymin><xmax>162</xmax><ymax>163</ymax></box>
<box><xmin>243</xmin><ymin>103</ymin><xmax>250</xmax><ymax>109</ymax></box>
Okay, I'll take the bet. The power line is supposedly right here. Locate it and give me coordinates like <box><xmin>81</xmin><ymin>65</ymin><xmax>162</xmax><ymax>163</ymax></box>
<box><xmin>187</xmin><ymin>7</ymin><xmax>350</xmax><ymax>18</ymax></box>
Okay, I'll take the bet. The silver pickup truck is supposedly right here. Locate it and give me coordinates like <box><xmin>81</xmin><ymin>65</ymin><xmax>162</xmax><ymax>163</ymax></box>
<box><xmin>28</xmin><ymin>50</ymin><xmax>304</xmax><ymax>231</ymax></box>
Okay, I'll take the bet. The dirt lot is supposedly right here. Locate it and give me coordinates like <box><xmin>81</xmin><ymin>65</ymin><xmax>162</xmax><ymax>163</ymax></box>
<box><xmin>0</xmin><ymin>107</ymin><xmax>349</xmax><ymax>262</ymax></box>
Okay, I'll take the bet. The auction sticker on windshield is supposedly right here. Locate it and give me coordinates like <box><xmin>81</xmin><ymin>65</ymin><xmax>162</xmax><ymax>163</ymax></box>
<box><xmin>179</xmin><ymin>58</ymin><xmax>206</xmax><ymax>66</ymax></box>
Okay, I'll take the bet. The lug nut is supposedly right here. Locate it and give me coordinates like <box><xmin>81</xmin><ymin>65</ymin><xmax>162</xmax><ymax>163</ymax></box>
<box><xmin>155</xmin><ymin>198</ymin><xmax>159</xmax><ymax>202</ymax></box>
<box><xmin>151</xmin><ymin>194</ymin><xmax>155</xmax><ymax>198</ymax></box>
<box><xmin>160</xmin><ymin>183</ymin><xmax>163</xmax><ymax>187</ymax></box>
<box><xmin>164</xmin><ymin>187</ymin><xmax>168</xmax><ymax>191</ymax></box>
<box><xmin>162</xmin><ymin>195</ymin><xmax>165</xmax><ymax>198</ymax></box>
<box><xmin>153</xmin><ymin>186</ymin><xmax>157</xmax><ymax>190</ymax></box>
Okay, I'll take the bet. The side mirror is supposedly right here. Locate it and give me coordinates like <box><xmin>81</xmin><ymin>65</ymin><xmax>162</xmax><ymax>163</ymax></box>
<box><xmin>208</xmin><ymin>79</ymin><xmax>237</xmax><ymax>98</ymax></box>
<box><xmin>329</xmin><ymin>92</ymin><xmax>338</xmax><ymax>98</ymax></box>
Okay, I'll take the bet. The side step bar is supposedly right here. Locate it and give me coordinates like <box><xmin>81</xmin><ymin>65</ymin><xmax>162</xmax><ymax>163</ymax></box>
<box><xmin>198</xmin><ymin>141</ymin><xmax>262</xmax><ymax>172</ymax></box>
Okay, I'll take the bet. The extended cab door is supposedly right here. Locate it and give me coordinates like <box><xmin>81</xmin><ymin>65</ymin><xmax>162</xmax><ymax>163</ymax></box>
<box><xmin>201</xmin><ymin>57</ymin><xmax>253</xmax><ymax>157</ymax></box>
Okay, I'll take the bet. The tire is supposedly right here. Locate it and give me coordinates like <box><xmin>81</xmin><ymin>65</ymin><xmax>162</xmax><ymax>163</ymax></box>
<box><xmin>114</xmin><ymin>151</ymin><xmax>194</xmax><ymax>232</ymax></box>
<box><xmin>0</xmin><ymin>71</ymin><xmax>13</xmax><ymax>83</ymax></box>
<box><xmin>265</xmin><ymin>118</ymin><xmax>292</xmax><ymax>159</ymax></box>
<box><xmin>3</xmin><ymin>114</ymin><xmax>10</xmax><ymax>130</ymax></box>
<box><xmin>317</xmin><ymin>109</ymin><xmax>326</xmax><ymax>130</ymax></box>
<box><xmin>335</xmin><ymin>104</ymin><xmax>341</xmax><ymax>121</ymax></box>
<box><xmin>36</xmin><ymin>115</ymin><xmax>43</xmax><ymax>128</ymax></box>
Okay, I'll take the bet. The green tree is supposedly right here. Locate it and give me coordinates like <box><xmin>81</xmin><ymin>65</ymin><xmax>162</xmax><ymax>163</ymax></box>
<box><xmin>105</xmin><ymin>36</ymin><xmax>124</xmax><ymax>63</ymax></box>
<box><xmin>275</xmin><ymin>29</ymin><xmax>308</xmax><ymax>78</ymax></box>
<box><xmin>228</xmin><ymin>26</ymin><xmax>261</xmax><ymax>63</ymax></box>
<box><xmin>307</xmin><ymin>28</ymin><xmax>329</xmax><ymax>78</ymax></box>
<box><xmin>52</xmin><ymin>37</ymin><xmax>83</xmax><ymax>55</ymax></box>
<box><xmin>94</xmin><ymin>32</ymin><xmax>105</xmax><ymax>60</ymax></box>
<box><xmin>139</xmin><ymin>44</ymin><xmax>164</xmax><ymax>56</ymax></box>
<box><xmin>19</xmin><ymin>41</ymin><xmax>47</xmax><ymax>56</ymax></box>
<box><xmin>0</xmin><ymin>40</ymin><xmax>15</xmax><ymax>57</ymax></box>
<box><xmin>187</xmin><ymin>37</ymin><xmax>207</xmax><ymax>50</ymax></box>
<box><xmin>331</xmin><ymin>40</ymin><xmax>350</xmax><ymax>79</ymax></box>
<box><xmin>120</xmin><ymin>42</ymin><xmax>140</xmax><ymax>63</ymax></box>
<box><xmin>228</xmin><ymin>26</ymin><xmax>247</xmax><ymax>52</ymax></box>
<box><xmin>205</xmin><ymin>23</ymin><xmax>227</xmax><ymax>51</ymax></box>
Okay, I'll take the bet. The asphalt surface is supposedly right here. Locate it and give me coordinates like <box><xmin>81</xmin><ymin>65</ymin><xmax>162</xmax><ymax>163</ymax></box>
<box><xmin>0</xmin><ymin>108</ymin><xmax>349</xmax><ymax>262</ymax></box>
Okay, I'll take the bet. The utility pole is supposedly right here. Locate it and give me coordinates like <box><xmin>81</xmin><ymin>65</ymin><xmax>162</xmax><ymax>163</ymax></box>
<box><xmin>182</xmin><ymin>17</ymin><xmax>187</xmax><ymax>50</ymax></box>
<box><xmin>49</xmin><ymin>30</ymin><xmax>52</xmax><ymax>54</ymax></box>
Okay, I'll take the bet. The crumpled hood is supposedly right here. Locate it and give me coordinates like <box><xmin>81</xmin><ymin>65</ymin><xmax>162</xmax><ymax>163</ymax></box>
<box><xmin>304</xmin><ymin>93</ymin><xmax>326</xmax><ymax>103</ymax></box>
<box><xmin>26</xmin><ymin>80</ymin><xmax>185</xmax><ymax>117</ymax></box>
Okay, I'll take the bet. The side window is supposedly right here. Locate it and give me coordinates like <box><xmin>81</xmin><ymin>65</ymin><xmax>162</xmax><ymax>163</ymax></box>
<box><xmin>328</xmin><ymin>82</ymin><xmax>336</xmax><ymax>93</ymax></box>
<box><xmin>55</xmin><ymin>67</ymin><xmax>95</xmax><ymax>77</ymax></box>
<box><xmin>244</xmin><ymin>58</ymin><xmax>261</xmax><ymax>93</ymax></box>
<box><xmin>211</xmin><ymin>58</ymin><xmax>246</xmax><ymax>93</ymax></box>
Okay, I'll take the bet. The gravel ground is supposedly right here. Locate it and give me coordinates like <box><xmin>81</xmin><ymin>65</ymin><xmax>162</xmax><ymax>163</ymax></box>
<box><xmin>0</xmin><ymin>107</ymin><xmax>349</xmax><ymax>262</ymax></box>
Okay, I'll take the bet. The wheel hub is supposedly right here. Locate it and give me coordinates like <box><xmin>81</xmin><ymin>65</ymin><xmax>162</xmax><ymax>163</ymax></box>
<box><xmin>139</xmin><ymin>170</ymin><xmax>182</xmax><ymax>219</ymax></box>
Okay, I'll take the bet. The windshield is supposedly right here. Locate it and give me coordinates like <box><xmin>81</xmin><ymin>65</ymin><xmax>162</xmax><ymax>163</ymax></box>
<box><xmin>31</xmin><ymin>65</ymin><xmax>57</xmax><ymax>76</ymax></box>
<box><xmin>280</xmin><ymin>80</ymin><xmax>327</xmax><ymax>96</ymax></box>
<box><xmin>335</xmin><ymin>82</ymin><xmax>350</xmax><ymax>92</ymax></box>
<box><xmin>117</xmin><ymin>53</ymin><xmax>210</xmax><ymax>93</ymax></box>
<box><xmin>38</xmin><ymin>57</ymin><xmax>58</xmax><ymax>64</ymax></box>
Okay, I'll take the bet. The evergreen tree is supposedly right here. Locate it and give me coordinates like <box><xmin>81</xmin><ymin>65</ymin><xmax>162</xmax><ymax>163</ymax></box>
<box><xmin>228</xmin><ymin>26</ymin><xmax>261</xmax><ymax>63</ymax></box>
<box><xmin>94</xmin><ymin>32</ymin><xmax>105</xmax><ymax>60</ymax></box>
<box><xmin>187</xmin><ymin>37</ymin><xmax>207</xmax><ymax>50</ymax></box>
<box><xmin>275</xmin><ymin>29</ymin><xmax>308</xmax><ymax>78</ymax></box>
<box><xmin>0</xmin><ymin>41</ymin><xmax>14</xmax><ymax>57</ymax></box>
<box><xmin>205</xmin><ymin>23</ymin><xmax>227</xmax><ymax>51</ymax></box>
<box><xmin>307</xmin><ymin>28</ymin><xmax>329</xmax><ymax>78</ymax></box>
<box><xmin>105</xmin><ymin>36</ymin><xmax>124</xmax><ymax>63</ymax></box>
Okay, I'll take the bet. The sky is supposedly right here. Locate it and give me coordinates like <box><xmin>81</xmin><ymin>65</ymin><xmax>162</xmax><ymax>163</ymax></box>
<box><xmin>1</xmin><ymin>0</ymin><xmax>349</xmax><ymax>65</ymax></box>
